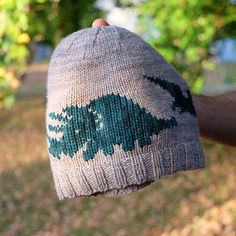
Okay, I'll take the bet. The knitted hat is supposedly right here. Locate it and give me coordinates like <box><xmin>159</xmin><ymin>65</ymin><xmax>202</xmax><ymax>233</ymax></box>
<box><xmin>46</xmin><ymin>26</ymin><xmax>205</xmax><ymax>200</ymax></box>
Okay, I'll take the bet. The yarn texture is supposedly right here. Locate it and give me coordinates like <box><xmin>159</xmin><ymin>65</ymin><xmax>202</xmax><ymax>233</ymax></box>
<box><xmin>46</xmin><ymin>26</ymin><xmax>205</xmax><ymax>200</ymax></box>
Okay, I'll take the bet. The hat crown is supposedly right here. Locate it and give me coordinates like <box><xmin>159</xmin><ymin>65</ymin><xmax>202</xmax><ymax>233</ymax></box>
<box><xmin>47</xmin><ymin>26</ymin><xmax>185</xmax><ymax>90</ymax></box>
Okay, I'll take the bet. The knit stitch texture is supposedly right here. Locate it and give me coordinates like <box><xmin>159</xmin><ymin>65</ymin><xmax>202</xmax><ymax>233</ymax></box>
<box><xmin>46</xmin><ymin>26</ymin><xmax>205</xmax><ymax>200</ymax></box>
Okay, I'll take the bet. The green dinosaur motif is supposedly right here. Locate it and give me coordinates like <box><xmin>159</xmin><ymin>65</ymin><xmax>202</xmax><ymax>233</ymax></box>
<box><xmin>143</xmin><ymin>75</ymin><xmax>196</xmax><ymax>116</ymax></box>
<box><xmin>47</xmin><ymin>93</ymin><xmax>177</xmax><ymax>161</ymax></box>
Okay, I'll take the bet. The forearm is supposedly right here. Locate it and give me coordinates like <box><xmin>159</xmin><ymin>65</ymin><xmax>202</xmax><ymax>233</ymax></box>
<box><xmin>193</xmin><ymin>93</ymin><xmax>236</xmax><ymax>146</ymax></box>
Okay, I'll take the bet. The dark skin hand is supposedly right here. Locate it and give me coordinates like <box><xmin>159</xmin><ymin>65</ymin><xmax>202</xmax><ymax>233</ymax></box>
<box><xmin>193</xmin><ymin>93</ymin><xmax>236</xmax><ymax>146</ymax></box>
<box><xmin>92</xmin><ymin>19</ymin><xmax>236</xmax><ymax>147</ymax></box>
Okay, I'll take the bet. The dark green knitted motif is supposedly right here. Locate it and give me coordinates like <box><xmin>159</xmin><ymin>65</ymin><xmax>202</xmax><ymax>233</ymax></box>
<box><xmin>47</xmin><ymin>93</ymin><xmax>177</xmax><ymax>161</ymax></box>
<box><xmin>143</xmin><ymin>75</ymin><xmax>196</xmax><ymax>116</ymax></box>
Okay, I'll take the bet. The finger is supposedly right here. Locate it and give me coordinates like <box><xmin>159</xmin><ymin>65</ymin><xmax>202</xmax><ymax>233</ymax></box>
<box><xmin>92</xmin><ymin>19</ymin><xmax>110</xmax><ymax>28</ymax></box>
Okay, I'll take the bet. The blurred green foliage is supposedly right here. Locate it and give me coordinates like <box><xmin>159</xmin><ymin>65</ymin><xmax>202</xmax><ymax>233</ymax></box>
<box><xmin>0</xmin><ymin>0</ymin><xmax>101</xmax><ymax>108</ymax></box>
<box><xmin>28</xmin><ymin>0</ymin><xmax>102</xmax><ymax>45</ymax></box>
<box><xmin>0</xmin><ymin>0</ymin><xmax>29</xmax><ymax>108</ymax></box>
<box><xmin>139</xmin><ymin>0</ymin><xmax>236</xmax><ymax>93</ymax></box>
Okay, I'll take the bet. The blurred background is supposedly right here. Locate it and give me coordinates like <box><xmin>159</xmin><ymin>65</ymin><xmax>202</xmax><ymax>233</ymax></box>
<box><xmin>0</xmin><ymin>0</ymin><xmax>236</xmax><ymax>235</ymax></box>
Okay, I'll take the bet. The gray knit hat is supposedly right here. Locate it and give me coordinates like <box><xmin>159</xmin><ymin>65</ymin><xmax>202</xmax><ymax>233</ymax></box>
<box><xmin>46</xmin><ymin>26</ymin><xmax>205</xmax><ymax>200</ymax></box>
